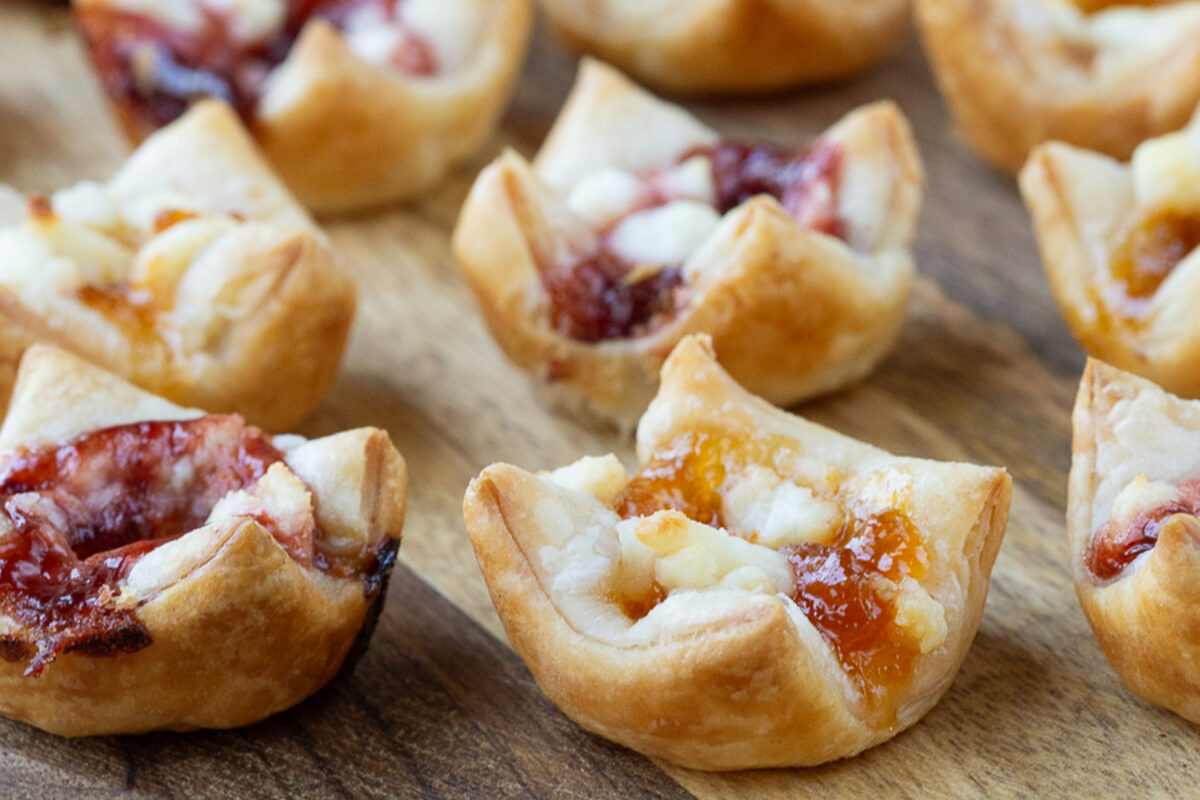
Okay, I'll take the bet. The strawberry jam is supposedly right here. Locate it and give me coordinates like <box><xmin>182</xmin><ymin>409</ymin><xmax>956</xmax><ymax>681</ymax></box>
<box><xmin>0</xmin><ymin>415</ymin><xmax>282</xmax><ymax>675</ymax></box>
<box><xmin>614</xmin><ymin>429</ymin><xmax>927</xmax><ymax>705</ymax></box>
<box><xmin>697</xmin><ymin>139</ymin><xmax>844</xmax><ymax>239</ymax></box>
<box><xmin>1087</xmin><ymin>480</ymin><xmax>1200</xmax><ymax>581</ymax></box>
<box><xmin>76</xmin><ymin>0</ymin><xmax>435</xmax><ymax>139</ymax></box>
<box><xmin>544</xmin><ymin>140</ymin><xmax>844</xmax><ymax>342</ymax></box>
<box><xmin>1108</xmin><ymin>211</ymin><xmax>1200</xmax><ymax>316</ymax></box>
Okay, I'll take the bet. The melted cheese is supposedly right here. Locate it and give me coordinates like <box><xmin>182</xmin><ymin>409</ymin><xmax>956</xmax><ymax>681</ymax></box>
<box><xmin>1131</xmin><ymin>127</ymin><xmax>1200</xmax><ymax>215</ymax></box>
<box><xmin>608</xmin><ymin>201</ymin><xmax>721</xmax><ymax>267</ymax></box>
<box><xmin>1109</xmin><ymin>475</ymin><xmax>1179</xmax><ymax>527</ymax></box>
<box><xmin>617</xmin><ymin>510</ymin><xmax>793</xmax><ymax>596</ymax></box>
<box><xmin>722</xmin><ymin>464</ymin><xmax>844</xmax><ymax>548</ymax></box>
<box><xmin>565</xmin><ymin>168</ymin><xmax>644</xmax><ymax>228</ymax></box>
<box><xmin>544</xmin><ymin>454</ymin><xmax>630</xmax><ymax>505</ymax></box>
<box><xmin>891</xmin><ymin>576</ymin><xmax>947</xmax><ymax>654</ymax></box>
<box><xmin>655</xmin><ymin>155</ymin><xmax>716</xmax><ymax>205</ymax></box>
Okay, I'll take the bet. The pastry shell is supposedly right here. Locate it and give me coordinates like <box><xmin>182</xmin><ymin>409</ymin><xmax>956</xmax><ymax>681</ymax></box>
<box><xmin>1069</xmin><ymin>359</ymin><xmax>1200</xmax><ymax>723</ymax></box>
<box><xmin>540</xmin><ymin>0</ymin><xmax>910</xmax><ymax>94</ymax></box>
<box><xmin>1018</xmin><ymin>114</ymin><xmax>1200</xmax><ymax>399</ymax></box>
<box><xmin>915</xmin><ymin>0</ymin><xmax>1200</xmax><ymax>172</ymax></box>
<box><xmin>74</xmin><ymin>0</ymin><xmax>534</xmax><ymax>212</ymax></box>
<box><xmin>463</xmin><ymin>335</ymin><xmax>1011</xmax><ymax>769</ymax></box>
<box><xmin>454</xmin><ymin>59</ymin><xmax>922</xmax><ymax>428</ymax></box>
<box><xmin>0</xmin><ymin>100</ymin><xmax>356</xmax><ymax>430</ymax></box>
<box><xmin>0</xmin><ymin>345</ymin><xmax>407</xmax><ymax>737</ymax></box>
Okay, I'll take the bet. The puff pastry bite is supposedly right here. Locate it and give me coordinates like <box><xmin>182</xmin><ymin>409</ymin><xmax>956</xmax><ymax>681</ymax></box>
<box><xmin>464</xmin><ymin>335</ymin><xmax>1011</xmax><ymax>770</ymax></box>
<box><xmin>0</xmin><ymin>100</ymin><xmax>355</xmax><ymax>430</ymax></box>
<box><xmin>915</xmin><ymin>0</ymin><xmax>1200</xmax><ymax>172</ymax></box>
<box><xmin>1020</xmin><ymin>114</ymin><xmax>1200</xmax><ymax>399</ymax></box>
<box><xmin>539</xmin><ymin>0</ymin><xmax>910</xmax><ymax>95</ymax></box>
<box><xmin>1067</xmin><ymin>358</ymin><xmax>1200</xmax><ymax>722</ymax></box>
<box><xmin>454</xmin><ymin>60</ymin><xmax>922</xmax><ymax>428</ymax></box>
<box><xmin>73</xmin><ymin>0</ymin><xmax>533</xmax><ymax>212</ymax></box>
<box><xmin>0</xmin><ymin>344</ymin><xmax>406</xmax><ymax>736</ymax></box>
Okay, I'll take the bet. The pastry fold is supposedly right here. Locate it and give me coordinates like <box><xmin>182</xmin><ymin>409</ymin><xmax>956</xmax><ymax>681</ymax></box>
<box><xmin>455</xmin><ymin>60</ymin><xmax>922</xmax><ymax>427</ymax></box>
<box><xmin>464</xmin><ymin>335</ymin><xmax>1010</xmax><ymax>769</ymax></box>
<box><xmin>0</xmin><ymin>345</ymin><xmax>407</xmax><ymax>736</ymax></box>
<box><xmin>541</xmin><ymin>0</ymin><xmax>910</xmax><ymax>94</ymax></box>
<box><xmin>916</xmin><ymin>0</ymin><xmax>1200</xmax><ymax>171</ymax></box>
<box><xmin>0</xmin><ymin>101</ymin><xmax>356</xmax><ymax>430</ymax></box>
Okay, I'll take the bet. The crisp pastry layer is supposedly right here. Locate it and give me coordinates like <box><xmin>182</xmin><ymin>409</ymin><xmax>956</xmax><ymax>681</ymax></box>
<box><xmin>464</xmin><ymin>335</ymin><xmax>1010</xmax><ymax>770</ymax></box>
<box><xmin>916</xmin><ymin>0</ymin><xmax>1200</xmax><ymax>172</ymax></box>
<box><xmin>1068</xmin><ymin>359</ymin><xmax>1200</xmax><ymax>723</ymax></box>
<box><xmin>454</xmin><ymin>59</ymin><xmax>922</xmax><ymax>428</ymax></box>
<box><xmin>1020</xmin><ymin>111</ymin><xmax>1200</xmax><ymax>400</ymax></box>
<box><xmin>540</xmin><ymin>0</ymin><xmax>910</xmax><ymax>94</ymax></box>
<box><xmin>0</xmin><ymin>101</ymin><xmax>355</xmax><ymax>430</ymax></box>
<box><xmin>73</xmin><ymin>0</ymin><xmax>534</xmax><ymax>212</ymax></box>
<box><xmin>0</xmin><ymin>344</ymin><xmax>407</xmax><ymax>737</ymax></box>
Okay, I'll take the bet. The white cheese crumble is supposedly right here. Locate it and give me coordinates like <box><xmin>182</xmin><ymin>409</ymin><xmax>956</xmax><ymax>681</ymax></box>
<box><xmin>721</xmin><ymin>465</ymin><xmax>844</xmax><ymax>548</ymax></box>
<box><xmin>607</xmin><ymin>201</ymin><xmax>721</xmax><ymax>267</ymax></box>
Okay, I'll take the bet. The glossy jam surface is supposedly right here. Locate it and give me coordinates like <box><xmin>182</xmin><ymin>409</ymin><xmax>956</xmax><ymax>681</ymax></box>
<box><xmin>544</xmin><ymin>140</ymin><xmax>844</xmax><ymax>343</ymax></box>
<box><xmin>542</xmin><ymin>254</ymin><xmax>685</xmax><ymax>343</ymax></box>
<box><xmin>0</xmin><ymin>415</ymin><xmax>282</xmax><ymax>675</ymax></box>
<box><xmin>613</xmin><ymin>430</ymin><xmax>927</xmax><ymax>702</ymax></box>
<box><xmin>76</xmin><ymin>0</ymin><xmax>435</xmax><ymax>137</ymax></box>
<box><xmin>1108</xmin><ymin>211</ymin><xmax>1200</xmax><ymax>316</ymax></box>
<box><xmin>1087</xmin><ymin>480</ymin><xmax>1200</xmax><ymax>581</ymax></box>
<box><xmin>697</xmin><ymin>139</ymin><xmax>844</xmax><ymax>238</ymax></box>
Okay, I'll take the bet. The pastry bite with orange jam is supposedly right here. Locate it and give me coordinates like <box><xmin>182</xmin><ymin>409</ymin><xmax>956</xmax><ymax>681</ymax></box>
<box><xmin>454</xmin><ymin>59</ymin><xmax>922</xmax><ymax>428</ymax></box>
<box><xmin>915</xmin><ymin>0</ymin><xmax>1200</xmax><ymax>172</ymax></box>
<box><xmin>0</xmin><ymin>345</ymin><xmax>407</xmax><ymax>736</ymax></box>
<box><xmin>463</xmin><ymin>336</ymin><xmax>1011</xmax><ymax>770</ymax></box>
<box><xmin>73</xmin><ymin>0</ymin><xmax>533</xmax><ymax>211</ymax></box>
<box><xmin>538</xmin><ymin>0</ymin><xmax>910</xmax><ymax>95</ymax></box>
<box><xmin>0</xmin><ymin>101</ymin><xmax>355</xmax><ymax>430</ymax></box>
<box><xmin>1067</xmin><ymin>359</ymin><xmax>1200</xmax><ymax>723</ymax></box>
<box><xmin>1020</xmin><ymin>112</ymin><xmax>1200</xmax><ymax>399</ymax></box>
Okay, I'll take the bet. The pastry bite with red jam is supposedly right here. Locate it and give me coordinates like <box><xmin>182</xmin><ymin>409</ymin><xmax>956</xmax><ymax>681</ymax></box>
<box><xmin>73</xmin><ymin>0</ymin><xmax>533</xmax><ymax>212</ymax></box>
<box><xmin>539</xmin><ymin>0</ymin><xmax>910</xmax><ymax>95</ymax></box>
<box><xmin>0</xmin><ymin>345</ymin><xmax>406</xmax><ymax>736</ymax></box>
<box><xmin>463</xmin><ymin>335</ymin><xmax>1011</xmax><ymax>770</ymax></box>
<box><xmin>454</xmin><ymin>60</ymin><xmax>923</xmax><ymax>428</ymax></box>
<box><xmin>0</xmin><ymin>101</ymin><xmax>355</xmax><ymax>430</ymax></box>
<box><xmin>916</xmin><ymin>0</ymin><xmax>1200</xmax><ymax>172</ymax></box>
<box><xmin>1020</xmin><ymin>113</ymin><xmax>1200</xmax><ymax>399</ymax></box>
<box><xmin>1066</xmin><ymin>359</ymin><xmax>1200</xmax><ymax>723</ymax></box>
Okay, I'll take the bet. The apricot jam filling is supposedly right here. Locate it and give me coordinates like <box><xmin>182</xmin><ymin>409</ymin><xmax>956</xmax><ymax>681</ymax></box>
<box><xmin>77</xmin><ymin>0</ymin><xmax>435</xmax><ymax>138</ymax></box>
<box><xmin>543</xmin><ymin>141</ymin><xmax>844</xmax><ymax>343</ymax></box>
<box><xmin>0</xmin><ymin>415</ymin><xmax>289</xmax><ymax>676</ymax></box>
<box><xmin>1107</xmin><ymin>211</ymin><xmax>1200</xmax><ymax>317</ymax></box>
<box><xmin>612</xmin><ymin>430</ymin><xmax>928</xmax><ymax>704</ymax></box>
<box><xmin>1087</xmin><ymin>480</ymin><xmax>1200</xmax><ymax>581</ymax></box>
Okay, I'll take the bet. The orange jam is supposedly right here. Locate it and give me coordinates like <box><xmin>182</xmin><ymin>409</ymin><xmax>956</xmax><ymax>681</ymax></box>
<box><xmin>76</xmin><ymin>284</ymin><xmax>158</xmax><ymax>337</ymax></box>
<box><xmin>613</xmin><ymin>430</ymin><xmax>928</xmax><ymax>704</ymax></box>
<box><xmin>1108</xmin><ymin>211</ymin><xmax>1200</xmax><ymax>315</ymax></box>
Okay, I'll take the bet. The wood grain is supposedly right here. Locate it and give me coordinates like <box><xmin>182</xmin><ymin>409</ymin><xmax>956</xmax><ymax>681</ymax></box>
<box><xmin>2</xmin><ymin>3</ymin><xmax>1198</xmax><ymax>798</ymax></box>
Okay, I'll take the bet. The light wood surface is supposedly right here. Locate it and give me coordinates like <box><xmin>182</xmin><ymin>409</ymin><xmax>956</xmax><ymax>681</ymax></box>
<box><xmin>2</xmin><ymin>3</ymin><xmax>1197</xmax><ymax>797</ymax></box>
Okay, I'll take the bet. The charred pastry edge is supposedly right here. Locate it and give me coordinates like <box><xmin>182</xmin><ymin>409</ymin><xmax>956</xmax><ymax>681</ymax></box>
<box><xmin>0</xmin><ymin>345</ymin><xmax>407</xmax><ymax>736</ymax></box>
<box><xmin>463</xmin><ymin>335</ymin><xmax>1011</xmax><ymax>770</ymax></box>
<box><xmin>1068</xmin><ymin>357</ymin><xmax>1200</xmax><ymax>723</ymax></box>
<box><xmin>0</xmin><ymin>101</ymin><xmax>357</xmax><ymax>431</ymax></box>
<box><xmin>454</xmin><ymin>59</ymin><xmax>923</xmax><ymax>430</ymax></box>
<box><xmin>540</xmin><ymin>0</ymin><xmax>911</xmax><ymax>94</ymax></box>
<box><xmin>1019</xmin><ymin>110</ymin><xmax>1200</xmax><ymax>400</ymax></box>
<box><xmin>73</xmin><ymin>0</ymin><xmax>535</xmax><ymax>212</ymax></box>
<box><xmin>916</xmin><ymin>0</ymin><xmax>1200</xmax><ymax>172</ymax></box>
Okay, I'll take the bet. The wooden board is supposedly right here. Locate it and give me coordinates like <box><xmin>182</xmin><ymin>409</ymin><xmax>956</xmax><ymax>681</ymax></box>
<box><xmin>2</xmin><ymin>3</ymin><xmax>1197</xmax><ymax>797</ymax></box>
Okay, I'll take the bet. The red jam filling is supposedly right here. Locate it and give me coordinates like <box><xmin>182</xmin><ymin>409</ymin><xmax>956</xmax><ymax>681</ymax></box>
<box><xmin>1108</xmin><ymin>211</ymin><xmax>1200</xmax><ymax>317</ymax></box>
<box><xmin>613</xmin><ymin>430</ymin><xmax>927</xmax><ymax>706</ymax></box>
<box><xmin>76</xmin><ymin>0</ymin><xmax>436</xmax><ymax>138</ymax></box>
<box><xmin>543</xmin><ymin>140</ymin><xmax>844</xmax><ymax>343</ymax></box>
<box><xmin>1087</xmin><ymin>480</ymin><xmax>1200</xmax><ymax>581</ymax></box>
<box><xmin>0</xmin><ymin>415</ymin><xmax>285</xmax><ymax>676</ymax></box>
